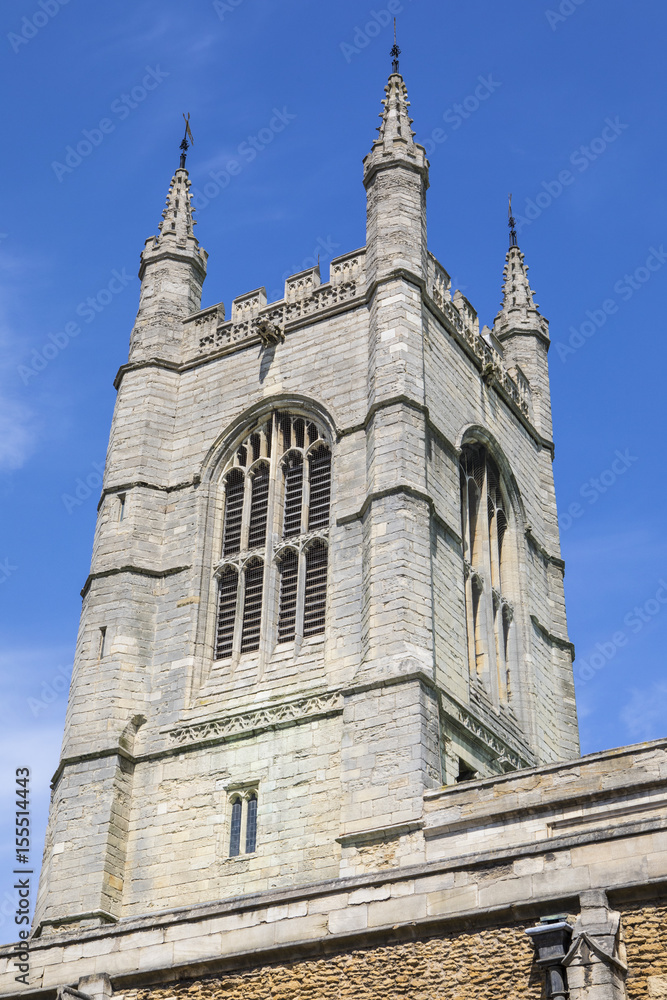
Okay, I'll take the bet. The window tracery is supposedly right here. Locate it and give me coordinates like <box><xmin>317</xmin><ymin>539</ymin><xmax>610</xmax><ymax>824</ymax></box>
<box><xmin>215</xmin><ymin>411</ymin><xmax>331</xmax><ymax>661</ymax></box>
<box><xmin>460</xmin><ymin>444</ymin><xmax>515</xmax><ymax>706</ymax></box>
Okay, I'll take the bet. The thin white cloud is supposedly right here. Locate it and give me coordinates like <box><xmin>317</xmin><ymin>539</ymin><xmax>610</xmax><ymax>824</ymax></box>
<box><xmin>0</xmin><ymin>395</ymin><xmax>35</xmax><ymax>471</ymax></box>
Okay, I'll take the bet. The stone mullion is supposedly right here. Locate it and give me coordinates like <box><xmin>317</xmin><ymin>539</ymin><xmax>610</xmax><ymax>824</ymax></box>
<box><xmin>301</xmin><ymin>449</ymin><xmax>311</xmax><ymax>534</ymax></box>
<box><xmin>239</xmin><ymin>471</ymin><xmax>252</xmax><ymax>553</ymax></box>
<box><xmin>258</xmin><ymin>420</ymin><xmax>282</xmax><ymax>670</ymax></box>
<box><xmin>231</xmin><ymin>566</ymin><xmax>245</xmax><ymax>666</ymax></box>
<box><xmin>294</xmin><ymin>546</ymin><xmax>307</xmax><ymax>650</ymax></box>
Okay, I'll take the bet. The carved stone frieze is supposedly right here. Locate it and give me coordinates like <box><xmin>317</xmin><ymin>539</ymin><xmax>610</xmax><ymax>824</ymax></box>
<box><xmin>169</xmin><ymin>690</ymin><xmax>343</xmax><ymax>747</ymax></box>
<box><xmin>442</xmin><ymin>695</ymin><xmax>531</xmax><ymax>772</ymax></box>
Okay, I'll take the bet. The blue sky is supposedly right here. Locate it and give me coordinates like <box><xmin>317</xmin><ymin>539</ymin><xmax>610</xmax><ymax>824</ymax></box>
<box><xmin>1</xmin><ymin>0</ymin><xmax>666</xmax><ymax>929</ymax></box>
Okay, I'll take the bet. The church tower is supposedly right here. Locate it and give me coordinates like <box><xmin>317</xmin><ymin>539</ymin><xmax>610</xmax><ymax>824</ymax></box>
<box><xmin>30</xmin><ymin>58</ymin><xmax>578</xmax><ymax>943</ymax></box>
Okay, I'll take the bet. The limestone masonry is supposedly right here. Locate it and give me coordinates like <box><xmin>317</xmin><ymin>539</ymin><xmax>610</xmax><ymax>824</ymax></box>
<box><xmin>2</xmin><ymin>60</ymin><xmax>665</xmax><ymax>1000</ymax></box>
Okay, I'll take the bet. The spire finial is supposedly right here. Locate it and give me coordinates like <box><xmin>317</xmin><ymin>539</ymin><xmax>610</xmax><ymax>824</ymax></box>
<box><xmin>180</xmin><ymin>112</ymin><xmax>194</xmax><ymax>168</ymax></box>
<box><xmin>390</xmin><ymin>17</ymin><xmax>401</xmax><ymax>74</ymax></box>
<box><xmin>508</xmin><ymin>193</ymin><xmax>518</xmax><ymax>248</ymax></box>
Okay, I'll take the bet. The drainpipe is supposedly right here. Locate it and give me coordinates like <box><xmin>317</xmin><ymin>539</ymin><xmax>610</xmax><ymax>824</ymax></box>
<box><xmin>526</xmin><ymin>914</ymin><xmax>573</xmax><ymax>1000</ymax></box>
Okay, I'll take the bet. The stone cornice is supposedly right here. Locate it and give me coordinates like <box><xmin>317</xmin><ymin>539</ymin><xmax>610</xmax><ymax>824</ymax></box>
<box><xmin>525</xmin><ymin>526</ymin><xmax>565</xmax><ymax>569</ymax></box>
<box><xmin>80</xmin><ymin>564</ymin><xmax>190</xmax><ymax>599</ymax></box>
<box><xmin>336</xmin><ymin>483</ymin><xmax>463</xmax><ymax>547</ymax></box>
<box><xmin>96</xmin><ymin>479</ymin><xmax>194</xmax><ymax>511</ymax></box>
<box><xmin>530</xmin><ymin>614</ymin><xmax>575</xmax><ymax>658</ymax></box>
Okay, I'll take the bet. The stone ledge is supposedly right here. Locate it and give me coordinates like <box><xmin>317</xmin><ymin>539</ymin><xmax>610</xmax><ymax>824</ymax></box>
<box><xmin>336</xmin><ymin>820</ymin><xmax>424</xmax><ymax>846</ymax></box>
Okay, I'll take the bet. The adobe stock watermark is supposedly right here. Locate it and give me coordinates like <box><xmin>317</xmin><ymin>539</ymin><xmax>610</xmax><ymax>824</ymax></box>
<box><xmin>340</xmin><ymin>0</ymin><xmax>419</xmax><ymax>63</ymax></box>
<box><xmin>559</xmin><ymin>449</ymin><xmax>638</xmax><ymax>533</ymax></box>
<box><xmin>545</xmin><ymin>0</ymin><xmax>587</xmax><ymax>31</ymax></box>
<box><xmin>514</xmin><ymin>117</ymin><xmax>629</xmax><ymax>234</ymax></box>
<box><xmin>61</xmin><ymin>462</ymin><xmax>105</xmax><ymax>514</ymax></box>
<box><xmin>8</xmin><ymin>0</ymin><xmax>71</xmax><ymax>54</ymax></box>
<box><xmin>51</xmin><ymin>66</ymin><xmax>169</xmax><ymax>182</ymax></box>
<box><xmin>556</xmin><ymin>246</ymin><xmax>667</xmax><ymax>363</ymax></box>
<box><xmin>422</xmin><ymin>75</ymin><xmax>501</xmax><ymax>156</ymax></box>
<box><xmin>18</xmin><ymin>267</ymin><xmax>134</xmax><ymax>385</ymax></box>
<box><xmin>213</xmin><ymin>0</ymin><xmax>244</xmax><ymax>20</ymax></box>
<box><xmin>576</xmin><ymin>578</ymin><xmax>667</xmax><ymax>685</ymax></box>
<box><xmin>0</xmin><ymin>558</ymin><xmax>18</xmax><ymax>585</ymax></box>
<box><xmin>28</xmin><ymin>664</ymin><xmax>72</xmax><ymax>717</ymax></box>
<box><xmin>266</xmin><ymin>236</ymin><xmax>341</xmax><ymax>302</ymax></box>
<box><xmin>190</xmin><ymin>107</ymin><xmax>296</xmax><ymax>212</ymax></box>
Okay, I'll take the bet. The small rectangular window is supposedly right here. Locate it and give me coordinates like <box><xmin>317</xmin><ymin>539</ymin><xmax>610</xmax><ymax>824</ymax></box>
<box><xmin>98</xmin><ymin>627</ymin><xmax>107</xmax><ymax>659</ymax></box>
<box><xmin>118</xmin><ymin>494</ymin><xmax>126</xmax><ymax>521</ymax></box>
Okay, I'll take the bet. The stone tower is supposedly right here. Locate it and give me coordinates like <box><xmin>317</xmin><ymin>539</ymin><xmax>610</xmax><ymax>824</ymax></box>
<box><xmin>31</xmin><ymin>61</ymin><xmax>579</xmax><ymax>941</ymax></box>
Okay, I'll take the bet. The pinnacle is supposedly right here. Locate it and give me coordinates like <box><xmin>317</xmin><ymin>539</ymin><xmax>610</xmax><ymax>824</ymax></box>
<box><xmin>363</xmin><ymin>69</ymin><xmax>428</xmax><ymax>186</ymax></box>
<box><xmin>155</xmin><ymin>166</ymin><xmax>198</xmax><ymax>248</ymax></box>
<box><xmin>494</xmin><ymin>243</ymin><xmax>547</xmax><ymax>338</ymax></box>
<box><xmin>375</xmin><ymin>72</ymin><xmax>416</xmax><ymax>152</ymax></box>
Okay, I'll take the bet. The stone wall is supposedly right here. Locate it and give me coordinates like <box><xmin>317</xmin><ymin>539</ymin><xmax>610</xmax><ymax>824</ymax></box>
<box><xmin>622</xmin><ymin>902</ymin><xmax>667</xmax><ymax>999</ymax></box>
<box><xmin>122</xmin><ymin>927</ymin><xmax>541</xmax><ymax>1000</ymax></box>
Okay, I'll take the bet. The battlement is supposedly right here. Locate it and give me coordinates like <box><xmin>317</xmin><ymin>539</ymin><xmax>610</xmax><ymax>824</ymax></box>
<box><xmin>187</xmin><ymin>247</ymin><xmax>367</xmax><ymax>356</ymax></box>
<box><xmin>183</xmin><ymin>246</ymin><xmax>531</xmax><ymax>423</ymax></box>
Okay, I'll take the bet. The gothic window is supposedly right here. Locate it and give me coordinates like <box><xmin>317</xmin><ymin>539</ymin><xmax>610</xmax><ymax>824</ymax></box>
<box><xmin>245</xmin><ymin>793</ymin><xmax>258</xmax><ymax>853</ymax></box>
<box><xmin>460</xmin><ymin>444</ymin><xmax>514</xmax><ymax>706</ymax></box>
<box><xmin>228</xmin><ymin>790</ymin><xmax>258</xmax><ymax>858</ymax></box>
<box><xmin>229</xmin><ymin>797</ymin><xmax>242</xmax><ymax>857</ymax></box>
<box><xmin>214</xmin><ymin>411</ymin><xmax>331</xmax><ymax>661</ymax></box>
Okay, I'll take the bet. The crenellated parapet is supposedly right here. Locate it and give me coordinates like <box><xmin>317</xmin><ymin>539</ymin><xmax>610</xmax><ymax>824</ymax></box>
<box><xmin>425</xmin><ymin>252</ymin><xmax>532</xmax><ymax>421</ymax></box>
<box><xmin>192</xmin><ymin>249</ymin><xmax>367</xmax><ymax>356</ymax></box>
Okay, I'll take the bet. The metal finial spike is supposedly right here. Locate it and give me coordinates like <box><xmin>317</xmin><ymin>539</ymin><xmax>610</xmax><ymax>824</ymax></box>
<box><xmin>508</xmin><ymin>193</ymin><xmax>518</xmax><ymax>247</ymax></box>
<box><xmin>180</xmin><ymin>112</ymin><xmax>194</xmax><ymax>168</ymax></box>
<box><xmin>390</xmin><ymin>17</ymin><xmax>401</xmax><ymax>73</ymax></box>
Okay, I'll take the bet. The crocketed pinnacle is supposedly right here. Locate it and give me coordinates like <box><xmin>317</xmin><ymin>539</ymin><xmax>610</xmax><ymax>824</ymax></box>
<box><xmin>155</xmin><ymin>166</ymin><xmax>198</xmax><ymax>249</ymax></box>
<box><xmin>363</xmin><ymin>70</ymin><xmax>428</xmax><ymax>185</ymax></box>
<box><xmin>494</xmin><ymin>243</ymin><xmax>548</xmax><ymax>338</ymax></box>
<box><xmin>376</xmin><ymin>72</ymin><xmax>416</xmax><ymax>151</ymax></box>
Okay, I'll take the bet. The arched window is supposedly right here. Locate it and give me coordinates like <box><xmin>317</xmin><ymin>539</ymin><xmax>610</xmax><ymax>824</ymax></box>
<box><xmin>283</xmin><ymin>454</ymin><xmax>304</xmax><ymax>537</ymax></box>
<box><xmin>214</xmin><ymin>412</ymin><xmax>331</xmax><ymax>661</ymax></box>
<box><xmin>278</xmin><ymin>549</ymin><xmax>299</xmax><ymax>643</ymax></box>
<box><xmin>240</xmin><ymin>559</ymin><xmax>263</xmax><ymax>653</ymax></box>
<box><xmin>245</xmin><ymin>793</ymin><xmax>258</xmax><ymax>853</ymax></box>
<box><xmin>303</xmin><ymin>541</ymin><xmax>328</xmax><ymax>637</ymax></box>
<box><xmin>307</xmin><ymin>447</ymin><xmax>331</xmax><ymax>530</ymax></box>
<box><xmin>222</xmin><ymin>469</ymin><xmax>244</xmax><ymax>556</ymax></box>
<box><xmin>227</xmin><ymin>790</ymin><xmax>259</xmax><ymax>858</ymax></box>
<box><xmin>460</xmin><ymin>444</ymin><xmax>514</xmax><ymax>707</ymax></box>
<box><xmin>215</xmin><ymin>567</ymin><xmax>238</xmax><ymax>661</ymax></box>
<box><xmin>229</xmin><ymin>797</ymin><xmax>242</xmax><ymax>857</ymax></box>
<box><xmin>247</xmin><ymin>463</ymin><xmax>269</xmax><ymax>548</ymax></box>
